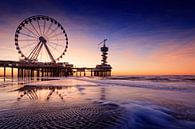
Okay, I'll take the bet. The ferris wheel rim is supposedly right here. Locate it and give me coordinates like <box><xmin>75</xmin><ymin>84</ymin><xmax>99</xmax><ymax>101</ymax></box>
<box><xmin>14</xmin><ymin>15</ymin><xmax>68</xmax><ymax>62</ymax></box>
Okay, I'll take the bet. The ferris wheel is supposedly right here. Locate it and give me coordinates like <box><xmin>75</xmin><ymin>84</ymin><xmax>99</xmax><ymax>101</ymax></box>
<box><xmin>15</xmin><ymin>15</ymin><xmax>68</xmax><ymax>63</ymax></box>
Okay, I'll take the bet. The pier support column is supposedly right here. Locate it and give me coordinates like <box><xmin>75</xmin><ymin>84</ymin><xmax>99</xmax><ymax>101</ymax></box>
<box><xmin>41</xmin><ymin>68</ymin><xmax>44</xmax><ymax>77</ymax></box>
<box><xmin>91</xmin><ymin>69</ymin><xmax>93</xmax><ymax>76</ymax></box>
<box><xmin>51</xmin><ymin>69</ymin><xmax>53</xmax><ymax>77</ymax></box>
<box><xmin>31</xmin><ymin>69</ymin><xmax>34</xmax><ymax>78</ymax></box>
<box><xmin>28</xmin><ymin>69</ymin><xmax>30</xmax><ymax>78</ymax></box>
<box><xmin>3</xmin><ymin>65</ymin><xmax>6</xmax><ymax>80</ymax></box>
<box><xmin>37</xmin><ymin>69</ymin><xmax>40</xmax><ymax>77</ymax></box>
<box><xmin>21</xmin><ymin>68</ymin><xmax>24</xmax><ymax>78</ymax></box>
<box><xmin>23</xmin><ymin>69</ymin><xmax>25</xmax><ymax>78</ymax></box>
<box><xmin>17</xmin><ymin>68</ymin><xmax>20</xmax><ymax>78</ymax></box>
<box><xmin>46</xmin><ymin>71</ymin><xmax>48</xmax><ymax>77</ymax></box>
<box><xmin>11</xmin><ymin>67</ymin><xmax>14</xmax><ymax>78</ymax></box>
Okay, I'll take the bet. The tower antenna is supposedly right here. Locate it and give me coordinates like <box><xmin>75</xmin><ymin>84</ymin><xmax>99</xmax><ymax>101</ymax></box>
<box><xmin>98</xmin><ymin>39</ymin><xmax>108</xmax><ymax>49</ymax></box>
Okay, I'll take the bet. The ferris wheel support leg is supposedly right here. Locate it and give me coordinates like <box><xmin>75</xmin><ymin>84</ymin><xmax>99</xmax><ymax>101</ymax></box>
<box><xmin>32</xmin><ymin>43</ymin><xmax>43</xmax><ymax>61</ymax></box>
<box><xmin>43</xmin><ymin>43</ymin><xmax>55</xmax><ymax>63</ymax></box>
<box><xmin>28</xmin><ymin>42</ymin><xmax>41</xmax><ymax>61</ymax></box>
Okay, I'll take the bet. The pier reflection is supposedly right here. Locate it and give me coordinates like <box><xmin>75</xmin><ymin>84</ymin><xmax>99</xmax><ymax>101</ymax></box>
<box><xmin>16</xmin><ymin>85</ymin><xmax>107</xmax><ymax>103</ymax></box>
<box><xmin>16</xmin><ymin>86</ymin><xmax>85</xmax><ymax>101</ymax></box>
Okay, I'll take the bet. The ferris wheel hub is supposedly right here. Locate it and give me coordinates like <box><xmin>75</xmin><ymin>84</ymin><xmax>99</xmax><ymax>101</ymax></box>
<box><xmin>39</xmin><ymin>36</ymin><xmax>47</xmax><ymax>43</ymax></box>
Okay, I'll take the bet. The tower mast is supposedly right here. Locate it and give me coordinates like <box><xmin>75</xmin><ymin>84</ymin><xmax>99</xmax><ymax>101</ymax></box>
<box><xmin>94</xmin><ymin>39</ymin><xmax>112</xmax><ymax>77</ymax></box>
<box><xmin>98</xmin><ymin>39</ymin><xmax>108</xmax><ymax>65</ymax></box>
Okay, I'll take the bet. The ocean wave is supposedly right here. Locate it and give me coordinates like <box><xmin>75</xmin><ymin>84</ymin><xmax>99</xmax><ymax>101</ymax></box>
<box><xmin>119</xmin><ymin>101</ymin><xmax>195</xmax><ymax>129</ymax></box>
<box><xmin>109</xmin><ymin>75</ymin><xmax>195</xmax><ymax>82</ymax></box>
<box><xmin>75</xmin><ymin>77</ymin><xmax>195</xmax><ymax>92</ymax></box>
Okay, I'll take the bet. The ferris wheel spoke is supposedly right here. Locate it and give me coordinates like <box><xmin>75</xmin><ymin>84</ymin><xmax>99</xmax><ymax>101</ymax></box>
<box><xmin>43</xmin><ymin>19</ymin><xmax>46</xmax><ymax>34</ymax></box>
<box><xmin>47</xmin><ymin>26</ymin><xmax>59</xmax><ymax>37</ymax></box>
<box><xmin>20</xmin><ymin>42</ymin><xmax>37</xmax><ymax>48</ymax></box>
<box><xmin>24</xmin><ymin>44</ymin><xmax>37</xmax><ymax>57</ymax></box>
<box><xmin>45</xmin><ymin>21</ymin><xmax>53</xmax><ymax>35</ymax></box>
<box><xmin>49</xmin><ymin>38</ymin><xmax>66</xmax><ymax>41</ymax></box>
<box><xmin>29</xmin><ymin>22</ymin><xmax>41</xmax><ymax>36</ymax></box>
<box><xmin>23</xmin><ymin>26</ymin><xmax>39</xmax><ymax>38</ymax></box>
<box><xmin>47</xmin><ymin>43</ymin><xmax>61</xmax><ymax>54</ymax></box>
<box><xmin>37</xmin><ymin>20</ymin><xmax>42</xmax><ymax>35</ymax></box>
<box><xmin>18</xmin><ymin>39</ymin><xmax>37</xmax><ymax>42</ymax></box>
<box><xmin>20</xmin><ymin>32</ymin><xmax>37</xmax><ymax>39</ymax></box>
<box><xmin>47</xmin><ymin>44</ymin><xmax>61</xmax><ymax>59</ymax></box>
<box><xmin>47</xmin><ymin>41</ymin><xmax>65</xmax><ymax>48</ymax></box>
<box><xmin>49</xmin><ymin>32</ymin><xmax>65</xmax><ymax>39</ymax></box>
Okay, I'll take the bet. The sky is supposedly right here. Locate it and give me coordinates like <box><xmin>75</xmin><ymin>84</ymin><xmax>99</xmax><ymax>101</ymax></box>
<box><xmin>0</xmin><ymin>0</ymin><xmax>195</xmax><ymax>75</ymax></box>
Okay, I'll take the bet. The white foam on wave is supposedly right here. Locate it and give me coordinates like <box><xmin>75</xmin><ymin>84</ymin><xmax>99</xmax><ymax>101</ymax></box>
<box><xmin>75</xmin><ymin>77</ymin><xmax>195</xmax><ymax>92</ymax></box>
<box><xmin>104</xmin><ymin>100</ymin><xmax>195</xmax><ymax>129</ymax></box>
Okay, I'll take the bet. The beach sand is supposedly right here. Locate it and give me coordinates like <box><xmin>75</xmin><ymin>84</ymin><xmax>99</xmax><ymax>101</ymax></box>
<box><xmin>0</xmin><ymin>102</ymin><xmax>127</xmax><ymax>129</ymax></box>
<box><xmin>0</xmin><ymin>76</ymin><xmax>195</xmax><ymax>129</ymax></box>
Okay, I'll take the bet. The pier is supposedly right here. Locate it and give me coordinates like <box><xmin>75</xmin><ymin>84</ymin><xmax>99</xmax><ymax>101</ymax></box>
<box><xmin>0</xmin><ymin>60</ymin><xmax>111</xmax><ymax>78</ymax></box>
<box><xmin>0</xmin><ymin>60</ymin><xmax>73</xmax><ymax>78</ymax></box>
<box><xmin>0</xmin><ymin>15</ymin><xmax>112</xmax><ymax>79</ymax></box>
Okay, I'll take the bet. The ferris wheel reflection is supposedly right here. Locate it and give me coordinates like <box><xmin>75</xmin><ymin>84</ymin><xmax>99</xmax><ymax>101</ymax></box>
<box><xmin>16</xmin><ymin>85</ymin><xmax>85</xmax><ymax>101</ymax></box>
<box><xmin>16</xmin><ymin>85</ymin><xmax>107</xmax><ymax>103</ymax></box>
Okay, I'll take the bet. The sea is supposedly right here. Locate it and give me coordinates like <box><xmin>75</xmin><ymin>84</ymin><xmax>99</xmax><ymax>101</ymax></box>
<box><xmin>0</xmin><ymin>75</ymin><xmax>195</xmax><ymax>129</ymax></box>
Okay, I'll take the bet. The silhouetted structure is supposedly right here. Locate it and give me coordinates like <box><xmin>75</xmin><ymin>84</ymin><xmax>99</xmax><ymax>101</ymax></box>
<box><xmin>94</xmin><ymin>39</ymin><xmax>112</xmax><ymax>76</ymax></box>
<box><xmin>0</xmin><ymin>61</ymin><xmax>73</xmax><ymax>78</ymax></box>
<box><xmin>15</xmin><ymin>15</ymin><xmax>68</xmax><ymax>63</ymax></box>
<box><xmin>0</xmin><ymin>15</ymin><xmax>112</xmax><ymax>78</ymax></box>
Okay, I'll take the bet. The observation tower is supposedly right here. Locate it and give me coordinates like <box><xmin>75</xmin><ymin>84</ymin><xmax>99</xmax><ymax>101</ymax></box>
<box><xmin>94</xmin><ymin>39</ymin><xmax>112</xmax><ymax>76</ymax></box>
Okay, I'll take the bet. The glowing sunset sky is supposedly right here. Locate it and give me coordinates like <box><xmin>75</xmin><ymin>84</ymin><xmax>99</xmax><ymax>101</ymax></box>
<box><xmin>0</xmin><ymin>0</ymin><xmax>195</xmax><ymax>75</ymax></box>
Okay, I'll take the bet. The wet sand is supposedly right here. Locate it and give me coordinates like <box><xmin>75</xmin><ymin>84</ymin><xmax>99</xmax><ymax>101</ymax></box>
<box><xmin>0</xmin><ymin>102</ymin><xmax>127</xmax><ymax>129</ymax></box>
<box><xmin>0</xmin><ymin>77</ymin><xmax>195</xmax><ymax>129</ymax></box>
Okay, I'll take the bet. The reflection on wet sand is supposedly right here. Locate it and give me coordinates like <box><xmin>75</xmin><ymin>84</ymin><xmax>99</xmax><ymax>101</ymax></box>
<box><xmin>16</xmin><ymin>85</ymin><xmax>106</xmax><ymax>103</ymax></box>
<box><xmin>17</xmin><ymin>86</ymin><xmax>65</xmax><ymax>101</ymax></box>
<box><xmin>1</xmin><ymin>77</ymin><xmax>195</xmax><ymax>129</ymax></box>
<box><xmin>1</xmin><ymin>85</ymin><xmax>130</xmax><ymax>129</ymax></box>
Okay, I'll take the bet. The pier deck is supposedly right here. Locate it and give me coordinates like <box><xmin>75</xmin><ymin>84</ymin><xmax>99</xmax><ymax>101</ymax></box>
<box><xmin>0</xmin><ymin>60</ymin><xmax>111</xmax><ymax>78</ymax></box>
